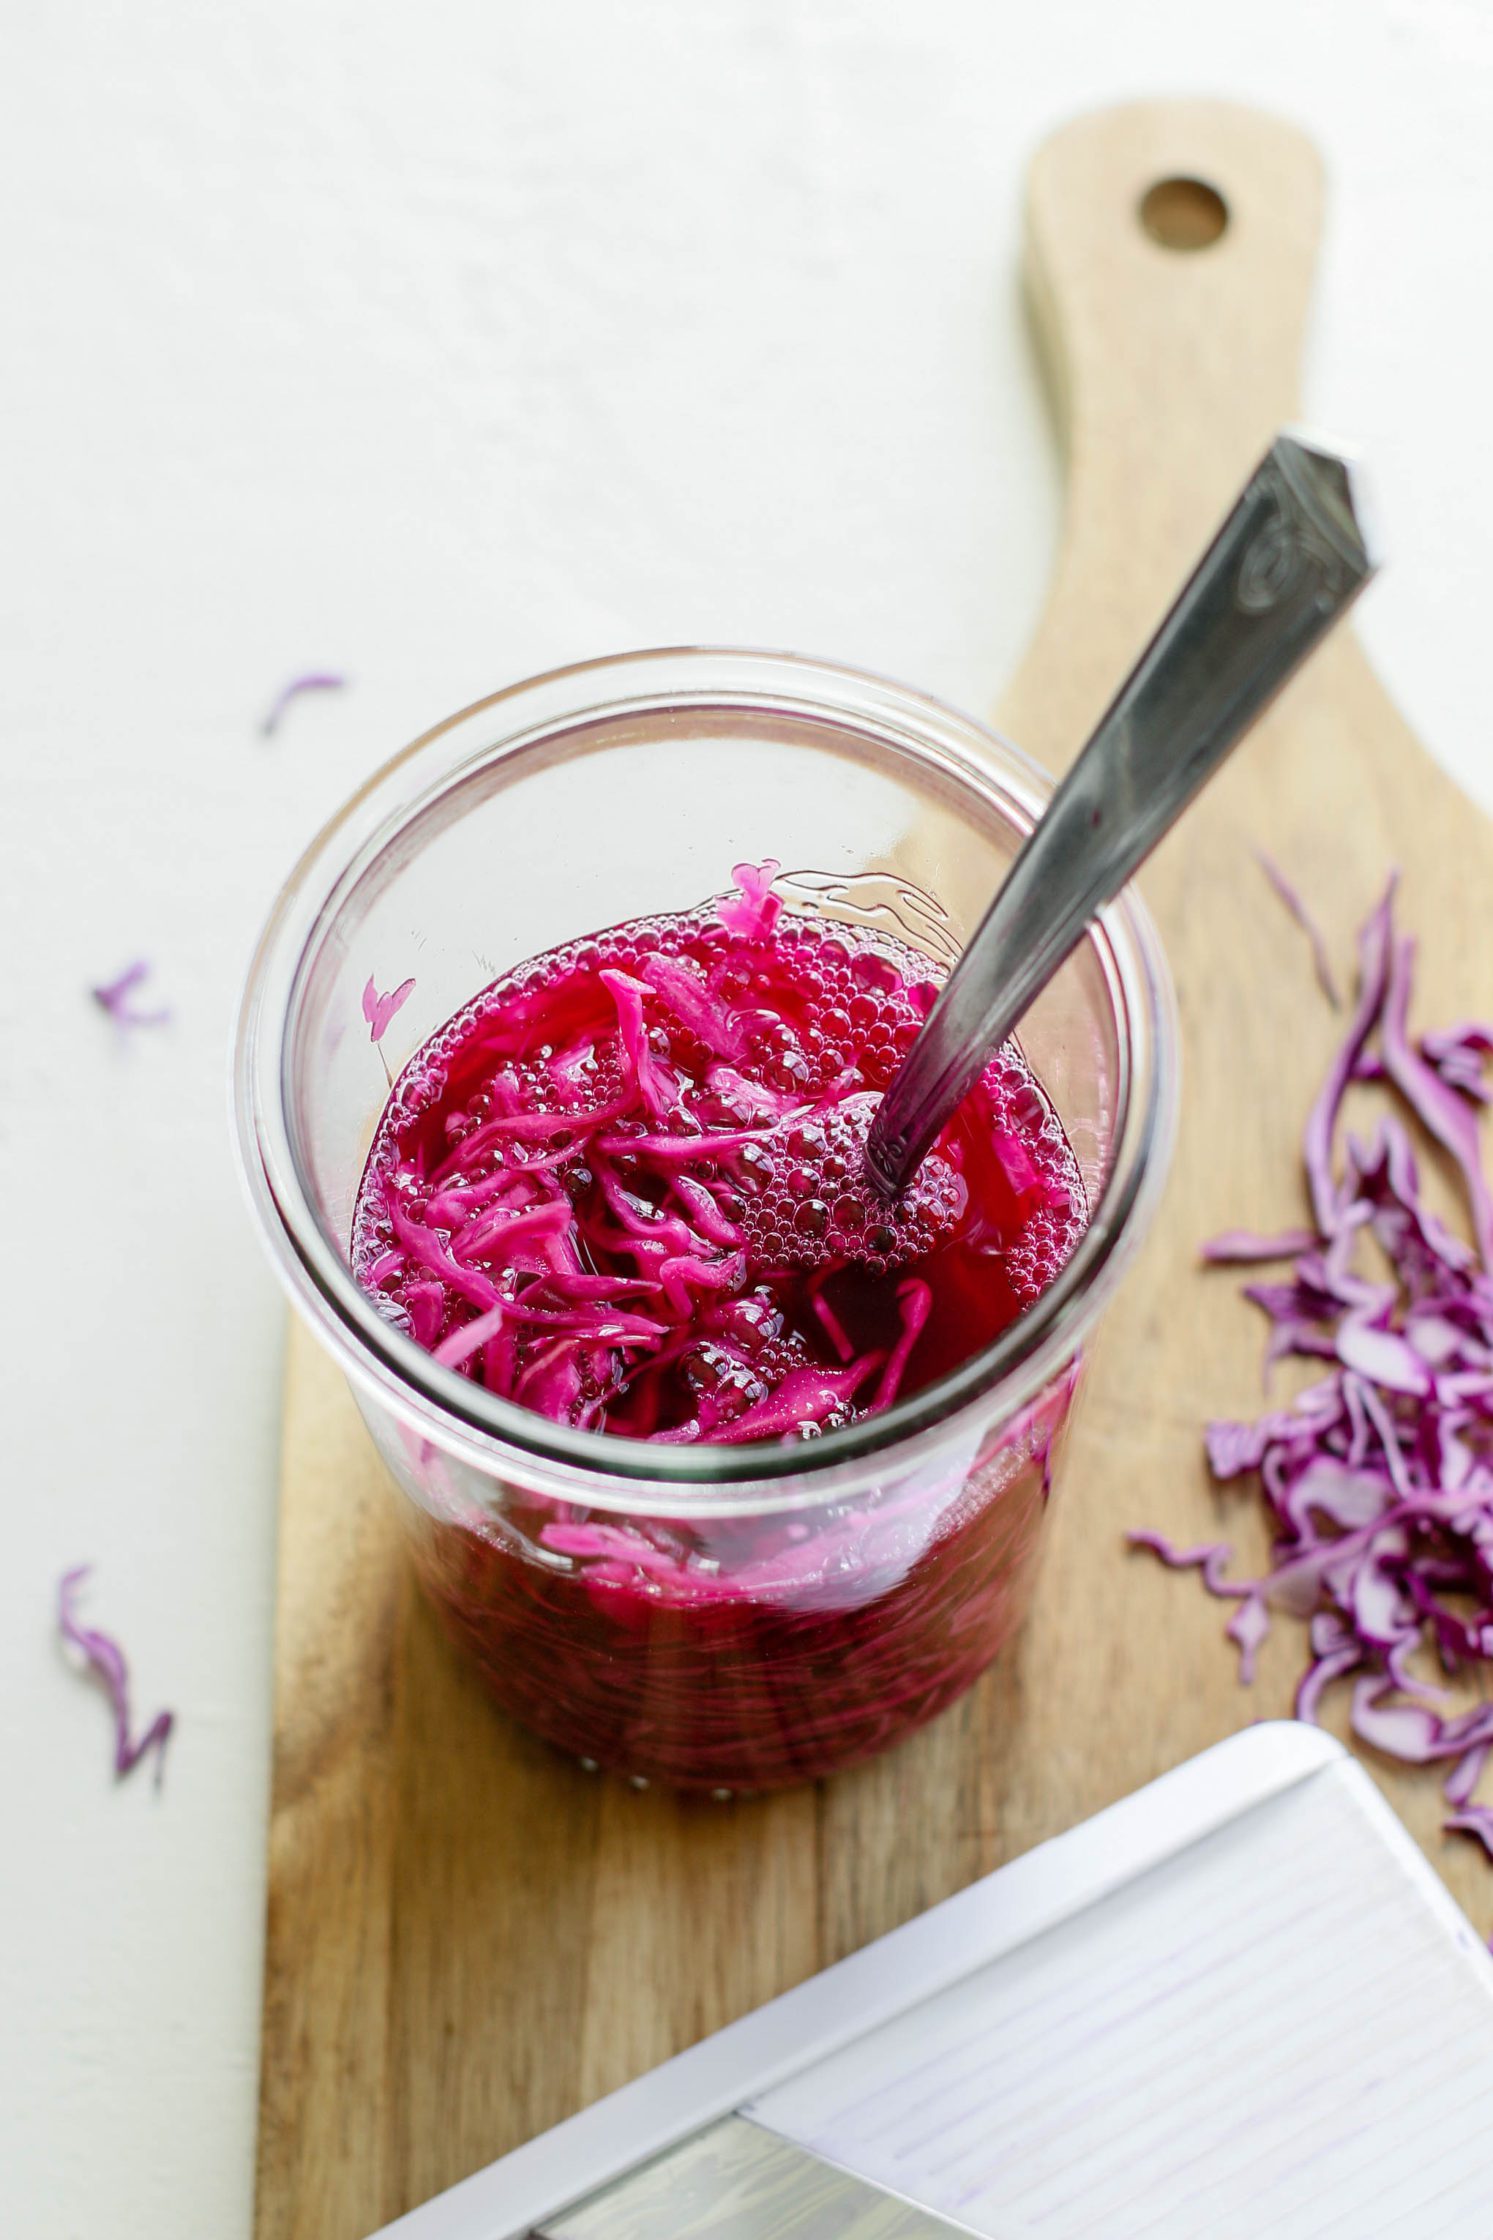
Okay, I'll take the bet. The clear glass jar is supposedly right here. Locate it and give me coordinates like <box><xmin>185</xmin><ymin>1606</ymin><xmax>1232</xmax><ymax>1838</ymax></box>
<box><xmin>234</xmin><ymin>650</ymin><xmax>1176</xmax><ymax>1792</ymax></box>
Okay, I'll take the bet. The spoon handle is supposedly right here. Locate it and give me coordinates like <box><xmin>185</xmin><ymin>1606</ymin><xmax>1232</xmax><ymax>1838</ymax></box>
<box><xmin>865</xmin><ymin>428</ymin><xmax>1379</xmax><ymax>1196</ymax></box>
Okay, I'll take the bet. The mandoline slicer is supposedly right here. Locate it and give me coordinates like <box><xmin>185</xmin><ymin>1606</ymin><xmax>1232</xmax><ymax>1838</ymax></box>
<box><xmin>373</xmin><ymin>1724</ymin><xmax>1493</xmax><ymax>2240</ymax></box>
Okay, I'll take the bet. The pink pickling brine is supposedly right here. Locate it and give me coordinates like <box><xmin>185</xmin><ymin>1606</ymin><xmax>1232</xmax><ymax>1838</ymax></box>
<box><xmin>350</xmin><ymin>863</ymin><xmax>1090</xmax><ymax>1787</ymax></box>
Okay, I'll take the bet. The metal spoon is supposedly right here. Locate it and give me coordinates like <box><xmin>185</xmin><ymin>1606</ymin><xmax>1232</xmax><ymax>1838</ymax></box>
<box><xmin>864</xmin><ymin>428</ymin><xmax>1379</xmax><ymax>1197</ymax></box>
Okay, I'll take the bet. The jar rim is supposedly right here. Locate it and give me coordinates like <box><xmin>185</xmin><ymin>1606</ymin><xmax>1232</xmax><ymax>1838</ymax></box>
<box><xmin>233</xmin><ymin>646</ymin><xmax>1178</xmax><ymax>1516</ymax></box>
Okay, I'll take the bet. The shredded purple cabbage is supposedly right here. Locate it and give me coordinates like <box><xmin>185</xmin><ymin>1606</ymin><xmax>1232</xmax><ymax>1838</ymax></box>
<box><xmin>259</xmin><ymin>671</ymin><xmax>347</xmax><ymax>736</ymax></box>
<box><xmin>716</xmin><ymin>856</ymin><xmax>783</xmax><ymax>940</ymax></box>
<box><xmin>1133</xmin><ymin>877</ymin><xmax>1493</xmax><ymax>1861</ymax></box>
<box><xmin>351</xmin><ymin>862</ymin><xmax>1067</xmax><ymax>1447</ymax></box>
<box><xmin>362</xmin><ymin>973</ymin><xmax>416</xmax><ymax>1043</ymax></box>
<box><xmin>57</xmin><ymin>1567</ymin><xmax>174</xmax><ymax>1786</ymax></box>
<box><xmin>1256</xmin><ymin>849</ymin><xmax>1341</xmax><ymax>1009</ymax></box>
<box><xmin>91</xmin><ymin>960</ymin><xmax>170</xmax><ymax>1029</ymax></box>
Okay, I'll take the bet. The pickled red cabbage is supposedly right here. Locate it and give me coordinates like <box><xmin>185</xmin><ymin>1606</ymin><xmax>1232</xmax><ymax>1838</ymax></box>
<box><xmin>353</xmin><ymin>863</ymin><xmax>1085</xmax><ymax>1446</ymax></box>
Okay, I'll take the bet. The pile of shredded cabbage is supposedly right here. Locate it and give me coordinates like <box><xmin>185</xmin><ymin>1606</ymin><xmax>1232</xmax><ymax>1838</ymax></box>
<box><xmin>1134</xmin><ymin>878</ymin><xmax>1493</xmax><ymax>1860</ymax></box>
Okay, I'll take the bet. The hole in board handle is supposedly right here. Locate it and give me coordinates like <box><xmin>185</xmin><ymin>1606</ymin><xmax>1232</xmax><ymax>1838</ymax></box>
<box><xmin>1139</xmin><ymin>177</ymin><xmax>1229</xmax><ymax>251</ymax></box>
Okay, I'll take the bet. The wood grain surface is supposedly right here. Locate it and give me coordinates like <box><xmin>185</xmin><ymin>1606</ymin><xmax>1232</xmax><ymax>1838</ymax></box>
<box><xmin>255</xmin><ymin>100</ymin><xmax>1493</xmax><ymax>2240</ymax></box>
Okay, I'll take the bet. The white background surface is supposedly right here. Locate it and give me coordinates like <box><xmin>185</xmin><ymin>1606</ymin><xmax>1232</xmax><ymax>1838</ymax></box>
<box><xmin>2</xmin><ymin>5</ymin><xmax>1490</xmax><ymax>2235</ymax></box>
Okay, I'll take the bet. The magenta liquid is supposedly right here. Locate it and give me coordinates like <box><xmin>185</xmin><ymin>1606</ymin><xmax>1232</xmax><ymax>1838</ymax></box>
<box><xmin>354</xmin><ymin>866</ymin><xmax>1088</xmax><ymax>1788</ymax></box>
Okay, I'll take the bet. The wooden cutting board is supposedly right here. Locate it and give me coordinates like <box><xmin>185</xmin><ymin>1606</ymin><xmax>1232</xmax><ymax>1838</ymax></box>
<box><xmin>255</xmin><ymin>101</ymin><xmax>1493</xmax><ymax>2240</ymax></box>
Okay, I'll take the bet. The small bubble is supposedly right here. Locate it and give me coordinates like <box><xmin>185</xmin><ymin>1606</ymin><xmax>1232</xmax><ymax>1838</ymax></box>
<box><xmin>740</xmin><ymin>1144</ymin><xmax>775</xmax><ymax>1190</ymax></box>
<box><xmin>856</xmin><ymin>951</ymin><xmax>898</xmax><ymax>992</ymax></box>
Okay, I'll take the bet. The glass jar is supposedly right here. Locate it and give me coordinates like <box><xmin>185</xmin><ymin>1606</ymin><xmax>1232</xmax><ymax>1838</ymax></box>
<box><xmin>234</xmin><ymin>649</ymin><xmax>1176</xmax><ymax>1792</ymax></box>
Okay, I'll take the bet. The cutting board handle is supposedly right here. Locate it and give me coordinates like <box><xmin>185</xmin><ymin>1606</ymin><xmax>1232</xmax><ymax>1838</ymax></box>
<box><xmin>999</xmin><ymin>100</ymin><xmax>1329</xmax><ymax>769</ymax></box>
